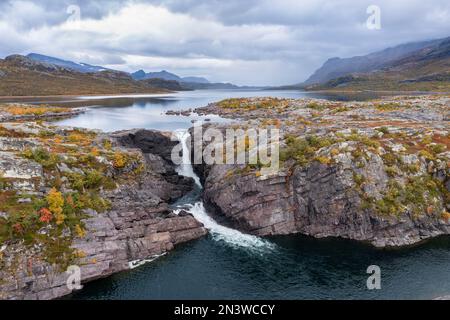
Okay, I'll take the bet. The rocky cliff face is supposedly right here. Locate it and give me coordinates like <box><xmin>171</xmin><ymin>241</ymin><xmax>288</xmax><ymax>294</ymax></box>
<box><xmin>199</xmin><ymin>150</ymin><xmax>449</xmax><ymax>247</ymax></box>
<box><xmin>193</xmin><ymin>96</ymin><xmax>450</xmax><ymax>248</ymax></box>
<box><xmin>0</xmin><ymin>123</ymin><xmax>206</xmax><ymax>300</ymax></box>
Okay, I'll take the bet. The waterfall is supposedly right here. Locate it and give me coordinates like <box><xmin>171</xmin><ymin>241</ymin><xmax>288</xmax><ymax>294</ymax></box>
<box><xmin>175</xmin><ymin>130</ymin><xmax>202</xmax><ymax>188</ymax></box>
<box><xmin>174</xmin><ymin>130</ymin><xmax>274</xmax><ymax>252</ymax></box>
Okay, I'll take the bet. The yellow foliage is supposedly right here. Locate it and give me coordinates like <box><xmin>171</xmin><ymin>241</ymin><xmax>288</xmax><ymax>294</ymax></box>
<box><xmin>315</xmin><ymin>156</ymin><xmax>332</xmax><ymax>165</ymax></box>
<box><xmin>442</xmin><ymin>211</ymin><xmax>450</xmax><ymax>222</ymax></box>
<box><xmin>68</xmin><ymin>133</ymin><xmax>87</xmax><ymax>143</ymax></box>
<box><xmin>46</xmin><ymin>188</ymin><xmax>65</xmax><ymax>225</ymax></box>
<box><xmin>74</xmin><ymin>250</ymin><xmax>87</xmax><ymax>258</ymax></box>
<box><xmin>330</xmin><ymin>148</ymin><xmax>340</xmax><ymax>157</ymax></box>
<box><xmin>75</xmin><ymin>224</ymin><xmax>87</xmax><ymax>238</ymax></box>
<box><xmin>4</xmin><ymin>105</ymin><xmax>66</xmax><ymax>116</ymax></box>
<box><xmin>90</xmin><ymin>147</ymin><xmax>100</xmax><ymax>157</ymax></box>
<box><xmin>103</xmin><ymin>139</ymin><xmax>112</xmax><ymax>151</ymax></box>
<box><xmin>113</xmin><ymin>152</ymin><xmax>127</xmax><ymax>169</ymax></box>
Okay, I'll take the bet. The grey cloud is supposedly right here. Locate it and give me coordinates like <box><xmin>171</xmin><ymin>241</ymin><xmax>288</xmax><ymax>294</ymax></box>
<box><xmin>0</xmin><ymin>0</ymin><xmax>448</xmax><ymax>85</ymax></box>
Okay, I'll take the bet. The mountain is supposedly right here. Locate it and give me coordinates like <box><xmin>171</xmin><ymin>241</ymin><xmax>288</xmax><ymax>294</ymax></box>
<box><xmin>27</xmin><ymin>53</ymin><xmax>109</xmax><ymax>73</ymax></box>
<box><xmin>181</xmin><ymin>82</ymin><xmax>239</xmax><ymax>90</ymax></box>
<box><xmin>140</xmin><ymin>78</ymin><xmax>190</xmax><ymax>91</ymax></box>
<box><xmin>181</xmin><ymin>76</ymin><xmax>210</xmax><ymax>84</ymax></box>
<box><xmin>131</xmin><ymin>70</ymin><xmax>181</xmax><ymax>81</ymax></box>
<box><xmin>130</xmin><ymin>69</ymin><xmax>249</xmax><ymax>89</ymax></box>
<box><xmin>302</xmin><ymin>37</ymin><xmax>450</xmax><ymax>91</ymax></box>
<box><xmin>304</xmin><ymin>37</ymin><xmax>448</xmax><ymax>85</ymax></box>
<box><xmin>0</xmin><ymin>55</ymin><xmax>170</xmax><ymax>96</ymax></box>
<box><xmin>130</xmin><ymin>70</ymin><xmax>147</xmax><ymax>80</ymax></box>
<box><xmin>131</xmin><ymin>69</ymin><xmax>210</xmax><ymax>84</ymax></box>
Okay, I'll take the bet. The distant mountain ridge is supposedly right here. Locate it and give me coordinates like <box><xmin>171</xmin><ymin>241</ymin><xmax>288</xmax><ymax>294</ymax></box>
<box><xmin>27</xmin><ymin>53</ymin><xmax>110</xmax><ymax>73</ymax></box>
<box><xmin>131</xmin><ymin>69</ymin><xmax>210</xmax><ymax>84</ymax></box>
<box><xmin>306</xmin><ymin>36</ymin><xmax>450</xmax><ymax>91</ymax></box>
<box><xmin>304</xmin><ymin>37</ymin><xmax>449</xmax><ymax>85</ymax></box>
<box><xmin>25</xmin><ymin>53</ymin><xmax>232</xmax><ymax>88</ymax></box>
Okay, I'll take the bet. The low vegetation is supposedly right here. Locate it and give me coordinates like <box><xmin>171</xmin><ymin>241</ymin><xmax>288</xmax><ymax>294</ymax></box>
<box><xmin>0</xmin><ymin>124</ymin><xmax>144</xmax><ymax>268</ymax></box>
<box><xmin>0</xmin><ymin>104</ymin><xmax>67</xmax><ymax>116</ymax></box>
<box><xmin>218</xmin><ymin>98</ymin><xmax>289</xmax><ymax>110</ymax></box>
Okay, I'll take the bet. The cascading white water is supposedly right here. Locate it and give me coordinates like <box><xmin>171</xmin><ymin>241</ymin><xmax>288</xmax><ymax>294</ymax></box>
<box><xmin>175</xmin><ymin>130</ymin><xmax>202</xmax><ymax>188</ymax></box>
<box><xmin>174</xmin><ymin>130</ymin><xmax>274</xmax><ymax>251</ymax></box>
<box><xmin>176</xmin><ymin>202</ymin><xmax>274</xmax><ymax>251</ymax></box>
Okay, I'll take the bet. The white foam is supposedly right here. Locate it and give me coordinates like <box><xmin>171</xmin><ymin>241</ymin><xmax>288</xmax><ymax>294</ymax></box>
<box><xmin>128</xmin><ymin>253</ymin><xmax>166</xmax><ymax>269</ymax></box>
<box><xmin>175</xmin><ymin>130</ymin><xmax>202</xmax><ymax>188</ymax></box>
<box><xmin>176</xmin><ymin>202</ymin><xmax>274</xmax><ymax>252</ymax></box>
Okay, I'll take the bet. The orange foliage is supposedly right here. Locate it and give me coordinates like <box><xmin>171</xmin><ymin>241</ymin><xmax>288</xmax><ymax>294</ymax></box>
<box><xmin>38</xmin><ymin>208</ymin><xmax>53</xmax><ymax>223</ymax></box>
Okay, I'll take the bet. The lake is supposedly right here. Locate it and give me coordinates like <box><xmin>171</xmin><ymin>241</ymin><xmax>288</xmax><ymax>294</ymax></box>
<box><xmin>52</xmin><ymin>89</ymin><xmax>397</xmax><ymax>131</ymax></box>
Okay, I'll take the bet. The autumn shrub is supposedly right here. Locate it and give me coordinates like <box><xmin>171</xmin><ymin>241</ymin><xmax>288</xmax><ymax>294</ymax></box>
<box><xmin>428</xmin><ymin>143</ymin><xmax>446</xmax><ymax>155</ymax></box>
<box><xmin>419</xmin><ymin>150</ymin><xmax>436</xmax><ymax>161</ymax></box>
<box><xmin>280</xmin><ymin>135</ymin><xmax>336</xmax><ymax>166</ymax></box>
<box><xmin>306</xmin><ymin>102</ymin><xmax>326</xmax><ymax>111</ymax></box>
<box><xmin>74</xmin><ymin>224</ymin><xmax>86</xmax><ymax>238</ymax></box>
<box><xmin>442</xmin><ymin>211</ymin><xmax>450</xmax><ymax>222</ymax></box>
<box><xmin>66</xmin><ymin>172</ymin><xmax>86</xmax><ymax>192</ymax></box>
<box><xmin>372</xmin><ymin>176</ymin><xmax>443</xmax><ymax>217</ymax></box>
<box><xmin>376</xmin><ymin>127</ymin><xmax>390</xmax><ymax>134</ymax></box>
<box><xmin>103</xmin><ymin>139</ymin><xmax>112</xmax><ymax>151</ymax></box>
<box><xmin>84</xmin><ymin>170</ymin><xmax>104</xmax><ymax>189</ymax></box>
<box><xmin>22</xmin><ymin>147</ymin><xmax>60</xmax><ymax>168</ymax></box>
<box><xmin>38</xmin><ymin>208</ymin><xmax>53</xmax><ymax>223</ymax></box>
<box><xmin>46</xmin><ymin>188</ymin><xmax>65</xmax><ymax>225</ymax></box>
<box><xmin>113</xmin><ymin>152</ymin><xmax>128</xmax><ymax>169</ymax></box>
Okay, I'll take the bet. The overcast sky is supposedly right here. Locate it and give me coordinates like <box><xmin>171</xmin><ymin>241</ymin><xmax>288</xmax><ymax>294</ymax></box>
<box><xmin>0</xmin><ymin>0</ymin><xmax>449</xmax><ymax>85</ymax></box>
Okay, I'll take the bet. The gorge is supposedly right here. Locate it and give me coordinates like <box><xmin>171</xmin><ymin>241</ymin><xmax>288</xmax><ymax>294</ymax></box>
<box><xmin>0</xmin><ymin>90</ymin><xmax>449</xmax><ymax>300</ymax></box>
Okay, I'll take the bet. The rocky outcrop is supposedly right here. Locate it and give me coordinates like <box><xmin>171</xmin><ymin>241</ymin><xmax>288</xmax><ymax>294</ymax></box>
<box><xmin>192</xmin><ymin>96</ymin><xmax>450</xmax><ymax>248</ymax></box>
<box><xmin>0</xmin><ymin>127</ymin><xmax>206</xmax><ymax>300</ymax></box>
<box><xmin>0</xmin><ymin>199</ymin><xmax>205</xmax><ymax>300</ymax></box>
<box><xmin>199</xmin><ymin>155</ymin><xmax>449</xmax><ymax>247</ymax></box>
<box><xmin>111</xmin><ymin>129</ymin><xmax>194</xmax><ymax>201</ymax></box>
<box><xmin>0</xmin><ymin>203</ymin><xmax>205</xmax><ymax>300</ymax></box>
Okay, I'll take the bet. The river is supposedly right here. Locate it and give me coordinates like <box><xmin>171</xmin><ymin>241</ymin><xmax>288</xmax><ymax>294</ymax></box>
<box><xmin>41</xmin><ymin>89</ymin><xmax>450</xmax><ymax>300</ymax></box>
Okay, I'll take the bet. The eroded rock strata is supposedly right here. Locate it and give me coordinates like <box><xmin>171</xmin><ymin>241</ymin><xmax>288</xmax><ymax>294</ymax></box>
<box><xmin>193</xmin><ymin>95</ymin><xmax>450</xmax><ymax>247</ymax></box>
<box><xmin>0</xmin><ymin>122</ymin><xmax>206</xmax><ymax>300</ymax></box>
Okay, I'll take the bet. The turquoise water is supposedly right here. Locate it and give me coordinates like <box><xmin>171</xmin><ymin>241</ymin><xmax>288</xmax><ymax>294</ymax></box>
<box><xmin>48</xmin><ymin>90</ymin><xmax>450</xmax><ymax>300</ymax></box>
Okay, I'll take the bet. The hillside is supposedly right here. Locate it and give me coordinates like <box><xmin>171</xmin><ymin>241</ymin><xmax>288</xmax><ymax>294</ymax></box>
<box><xmin>306</xmin><ymin>37</ymin><xmax>450</xmax><ymax>91</ymax></box>
<box><xmin>305</xmin><ymin>38</ymin><xmax>447</xmax><ymax>85</ymax></box>
<box><xmin>0</xmin><ymin>55</ymin><xmax>171</xmax><ymax>96</ymax></box>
